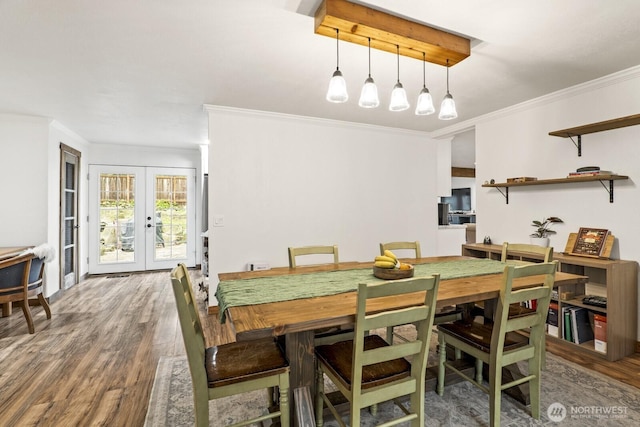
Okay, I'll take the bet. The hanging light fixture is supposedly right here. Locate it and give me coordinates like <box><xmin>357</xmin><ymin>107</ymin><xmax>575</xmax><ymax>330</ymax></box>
<box><xmin>389</xmin><ymin>45</ymin><xmax>409</xmax><ymax>111</ymax></box>
<box><xmin>438</xmin><ymin>59</ymin><xmax>458</xmax><ymax>120</ymax></box>
<box><xmin>358</xmin><ymin>37</ymin><xmax>379</xmax><ymax>108</ymax></box>
<box><xmin>326</xmin><ymin>28</ymin><xmax>348</xmax><ymax>103</ymax></box>
<box><xmin>415</xmin><ymin>52</ymin><xmax>435</xmax><ymax>115</ymax></box>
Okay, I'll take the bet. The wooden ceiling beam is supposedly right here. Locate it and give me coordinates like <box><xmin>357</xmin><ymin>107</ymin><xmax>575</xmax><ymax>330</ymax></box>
<box><xmin>314</xmin><ymin>0</ymin><xmax>470</xmax><ymax>66</ymax></box>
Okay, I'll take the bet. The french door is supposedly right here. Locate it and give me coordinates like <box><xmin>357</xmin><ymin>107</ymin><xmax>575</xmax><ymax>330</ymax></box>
<box><xmin>88</xmin><ymin>165</ymin><xmax>196</xmax><ymax>274</ymax></box>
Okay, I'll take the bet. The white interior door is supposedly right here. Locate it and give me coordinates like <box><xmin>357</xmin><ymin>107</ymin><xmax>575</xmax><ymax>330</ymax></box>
<box><xmin>89</xmin><ymin>165</ymin><xmax>196</xmax><ymax>274</ymax></box>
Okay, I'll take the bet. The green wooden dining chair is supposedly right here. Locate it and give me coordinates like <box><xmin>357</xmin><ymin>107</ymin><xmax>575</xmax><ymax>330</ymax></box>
<box><xmin>170</xmin><ymin>263</ymin><xmax>290</xmax><ymax>427</ymax></box>
<box><xmin>436</xmin><ymin>261</ymin><xmax>557</xmax><ymax>427</ymax></box>
<box><xmin>315</xmin><ymin>274</ymin><xmax>440</xmax><ymax>427</ymax></box>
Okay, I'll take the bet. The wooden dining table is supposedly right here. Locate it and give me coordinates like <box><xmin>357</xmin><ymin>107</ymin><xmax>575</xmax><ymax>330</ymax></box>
<box><xmin>216</xmin><ymin>255</ymin><xmax>587</xmax><ymax>424</ymax></box>
<box><xmin>0</xmin><ymin>246</ymin><xmax>30</xmax><ymax>317</ymax></box>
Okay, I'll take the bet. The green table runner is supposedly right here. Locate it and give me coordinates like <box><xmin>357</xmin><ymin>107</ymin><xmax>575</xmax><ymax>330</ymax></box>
<box><xmin>215</xmin><ymin>258</ymin><xmax>507</xmax><ymax>323</ymax></box>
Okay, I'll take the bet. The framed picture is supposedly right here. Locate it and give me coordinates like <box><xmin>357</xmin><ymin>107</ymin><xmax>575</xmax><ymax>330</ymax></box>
<box><xmin>571</xmin><ymin>228</ymin><xmax>610</xmax><ymax>257</ymax></box>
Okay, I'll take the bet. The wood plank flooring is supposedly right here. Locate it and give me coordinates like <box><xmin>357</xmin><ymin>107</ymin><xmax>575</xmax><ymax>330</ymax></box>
<box><xmin>0</xmin><ymin>270</ymin><xmax>637</xmax><ymax>426</ymax></box>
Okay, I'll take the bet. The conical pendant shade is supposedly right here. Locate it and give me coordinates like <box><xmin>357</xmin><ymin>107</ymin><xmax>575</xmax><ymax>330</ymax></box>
<box><xmin>327</xmin><ymin>70</ymin><xmax>348</xmax><ymax>103</ymax></box>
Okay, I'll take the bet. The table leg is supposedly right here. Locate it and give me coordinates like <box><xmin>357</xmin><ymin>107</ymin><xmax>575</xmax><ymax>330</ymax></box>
<box><xmin>285</xmin><ymin>330</ymin><xmax>315</xmax><ymax>427</ymax></box>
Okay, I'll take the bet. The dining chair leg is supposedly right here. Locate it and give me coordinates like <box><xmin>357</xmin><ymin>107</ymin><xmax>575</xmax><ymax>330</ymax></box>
<box><xmin>437</xmin><ymin>332</ymin><xmax>446</xmax><ymax>396</ymax></box>
<box><xmin>475</xmin><ymin>358</ymin><xmax>483</xmax><ymax>383</ymax></box>
<box><xmin>37</xmin><ymin>293</ymin><xmax>52</xmax><ymax>319</ymax></box>
<box><xmin>20</xmin><ymin>301</ymin><xmax>34</xmax><ymax>334</ymax></box>
<box><xmin>315</xmin><ymin>366</ymin><xmax>324</xmax><ymax>427</ymax></box>
<box><xmin>488</xmin><ymin>362</ymin><xmax>501</xmax><ymax>427</ymax></box>
<box><xmin>279</xmin><ymin>377</ymin><xmax>290</xmax><ymax>427</ymax></box>
<box><xmin>386</xmin><ymin>326</ymin><xmax>394</xmax><ymax>343</ymax></box>
<box><xmin>193</xmin><ymin>386</ymin><xmax>209</xmax><ymax>427</ymax></box>
<box><xmin>529</xmin><ymin>357</ymin><xmax>542</xmax><ymax>420</ymax></box>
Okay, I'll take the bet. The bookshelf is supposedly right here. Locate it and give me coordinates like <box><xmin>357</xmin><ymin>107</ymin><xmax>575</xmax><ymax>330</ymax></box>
<box><xmin>462</xmin><ymin>243</ymin><xmax>638</xmax><ymax>361</ymax></box>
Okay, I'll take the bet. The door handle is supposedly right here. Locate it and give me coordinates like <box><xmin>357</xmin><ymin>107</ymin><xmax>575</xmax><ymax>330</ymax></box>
<box><xmin>147</xmin><ymin>224</ymin><xmax>152</xmax><ymax>228</ymax></box>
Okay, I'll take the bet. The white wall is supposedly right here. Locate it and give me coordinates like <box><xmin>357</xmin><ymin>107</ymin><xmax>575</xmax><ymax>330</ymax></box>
<box><xmin>474</xmin><ymin>66</ymin><xmax>640</xmax><ymax>337</ymax></box>
<box><xmin>206</xmin><ymin>107</ymin><xmax>443</xmax><ymax>299</ymax></box>
<box><xmin>0</xmin><ymin>114</ymin><xmax>50</xmax><ymax>246</ymax></box>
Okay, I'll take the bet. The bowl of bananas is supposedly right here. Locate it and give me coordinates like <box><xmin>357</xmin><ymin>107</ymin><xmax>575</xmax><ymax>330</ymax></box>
<box><xmin>373</xmin><ymin>250</ymin><xmax>414</xmax><ymax>280</ymax></box>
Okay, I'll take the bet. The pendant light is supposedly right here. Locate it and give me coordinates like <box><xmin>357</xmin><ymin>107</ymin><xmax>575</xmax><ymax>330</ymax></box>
<box><xmin>389</xmin><ymin>45</ymin><xmax>409</xmax><ymax>111</ymax></box>
<box><xmin>415</xmin><ymin>52</ymin><xmax>435</xmax><ymax>115</ymax></box>
<box><xmin>326</xmin><ymin>28</ymin><xmax>348</xmax><ymax>103</ymax></box>
<box><xmin>358</xmin><ymin>37</ymin><xmax>379</xmax><ymax>108</ymax></box>
<box><xmin>438</xmin><ymin>59</ymin><xmax>458</xmax><ymax>120</ymax></box>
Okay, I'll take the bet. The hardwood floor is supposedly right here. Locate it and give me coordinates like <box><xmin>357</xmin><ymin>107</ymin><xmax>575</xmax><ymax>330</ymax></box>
<box><xmin>0</xmin><ymin>270</ymin><xmax>637</xmax><ymax>426</ymax></box>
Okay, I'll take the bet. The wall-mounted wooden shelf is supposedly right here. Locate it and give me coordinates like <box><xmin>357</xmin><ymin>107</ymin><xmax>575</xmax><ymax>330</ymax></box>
<box><xmin>482</xmin><ymin>174</ymin><xmax>629</xmax><ymax>204</ymax></box>
<box><xmin>549</xmin><ymin>113</ymin><xmax>640</xmax><ymax>156</ymax></box>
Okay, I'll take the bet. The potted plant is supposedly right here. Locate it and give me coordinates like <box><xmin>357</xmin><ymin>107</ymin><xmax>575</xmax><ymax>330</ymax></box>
<box><xmin>530</xmin><ymin>217</ymin><xmax>563</xmax><ymax>247</ymax></box>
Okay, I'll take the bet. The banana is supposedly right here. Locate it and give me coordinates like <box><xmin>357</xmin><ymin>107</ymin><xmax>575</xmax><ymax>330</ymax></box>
<box><xmin>374</xmin><ymin>260</ymin><xmax>396</xmax><ymax>269</ymax></box>
<box><xmin>375</xmin><ymin>255</ymin><xmax>396</xmax><ymax>263</ymax></box>
<box><xmin>383</xmin><ymin>250</ymin><xmax>398</xmax><ymax>262</ymax></box>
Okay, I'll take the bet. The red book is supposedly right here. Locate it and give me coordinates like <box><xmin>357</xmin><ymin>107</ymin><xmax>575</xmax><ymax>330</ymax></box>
<box><xmin>593</xmin><ymin>314</ymin><xmax>607</xmax><ymax>354</ymax></box>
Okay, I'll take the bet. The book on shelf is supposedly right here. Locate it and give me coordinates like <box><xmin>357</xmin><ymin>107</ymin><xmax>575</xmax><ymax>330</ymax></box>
<box><xmin>567</xmin><ymin>170</ymin><xmax>614</xmax><ymax>178</ymax></box>
<box><xmin>546</xmin><ymin>302</ymin><xmax>559</xmax><ymax>337</ymax></box>
<box><xmin>570</xmin><ymin>306</ymin><xmax>595</xmax><ymax>344</ymax></box>
<box><xmin>594</xmin><ymin>314</ymin><xmax>607</xmax><ymax>354</ymax></box>
<box><xmin>572</xmin><ymin>227</ymin><xmax>610</xmax><ymax>257</ymax></box>
<box><xmin>562</xmin><ymin>307</ymin><xmax>573</xmax><ymax>342</ymax></box>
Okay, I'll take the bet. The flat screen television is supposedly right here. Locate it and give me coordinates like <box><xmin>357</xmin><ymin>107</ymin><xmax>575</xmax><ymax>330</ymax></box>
<box><xmin>441</xmin><ymin>187</ymin><xmax>471</xmax><ymax>212</ymax></box>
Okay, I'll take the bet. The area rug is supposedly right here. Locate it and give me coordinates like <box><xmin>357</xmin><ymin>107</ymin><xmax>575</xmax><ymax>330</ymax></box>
<box><xmin>145</xmin><ymin>332</ymin><xmax>640</xmax><ymax>426</ymax></box>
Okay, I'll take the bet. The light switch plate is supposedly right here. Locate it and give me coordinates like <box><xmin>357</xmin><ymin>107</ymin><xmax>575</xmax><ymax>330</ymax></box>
<box><xmin>213</xmin><ymin>215</ymin><xmax>225</xmax><ymax>227</ymax></box>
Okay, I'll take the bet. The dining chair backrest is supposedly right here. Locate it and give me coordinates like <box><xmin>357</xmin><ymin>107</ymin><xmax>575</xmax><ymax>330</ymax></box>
<box><xmin>493</xmin><ymin>262</ymin><xmax>556</xmax><ymax>350</ymax></box>
<box><xmin>501</xmin><ymin>242</ymin><xmax>553</xmax><ymax>263</ymax></box>
<box><xmin>28</xmin><ymin>256</ymin><xmax>45</xmax><ymax>289</ymax></box>
<box><xmin>288</xmin><ymin>245</ymin><xmax>339</xmax><ymax>268</ymax></box>
<box><xmin>170</xmin><ymin>264</ymin><xmax>208</xmax><ymax>391</ymax></box>
<box><xmin>0</xmin><ymin>253</ymin><xmax>43</xmax><ymax>334</ymax></box>
<box><xmin>0</xmin><ymin>253</ymin><xmax>31</xmax><ymax>297</ymax></box>
<box><xmin>379</xmin><ymin>241</ymin><xmax>421</xmax><ymax>259</ymax></box>
<box><xmin>354</xmin><ymin>274</ymin><xmax>439</xmax><ymax>374</ymax></box>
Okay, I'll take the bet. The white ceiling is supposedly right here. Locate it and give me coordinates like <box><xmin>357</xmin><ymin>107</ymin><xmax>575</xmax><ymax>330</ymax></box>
<box><xmin>2</xmin><ymin>0</ymin><xmax>640</xmax><ymax>156</ymax></box>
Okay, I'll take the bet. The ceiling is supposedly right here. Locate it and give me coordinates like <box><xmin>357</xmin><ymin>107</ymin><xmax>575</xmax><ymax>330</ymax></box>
<box><xmin>2</xmin><ymin>1</ymin><xmax>640</xmax><ymax>159</ymax></box>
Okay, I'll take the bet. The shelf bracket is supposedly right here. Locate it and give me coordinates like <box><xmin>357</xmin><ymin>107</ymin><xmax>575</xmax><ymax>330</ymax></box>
<box><xmin>568</xmin><ymin>135</ymin><xmax>582</xmax><ymax>156</ymax></box>
<box><xmin>494</xmin><ymin>186</ymin><xmax>509</xmax><ymax>204</ymax></box>
<box><xmin>599</xmin><ymin>179</ymin><xmax>615</xmax><ymax>203</ymax></box>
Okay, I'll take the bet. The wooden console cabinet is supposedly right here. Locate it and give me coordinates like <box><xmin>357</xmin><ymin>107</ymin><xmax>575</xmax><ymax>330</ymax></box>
<box><xmin>462</xmin><ymin>243</ymin><xmax>638</xmax><ymax>361</ymax></box>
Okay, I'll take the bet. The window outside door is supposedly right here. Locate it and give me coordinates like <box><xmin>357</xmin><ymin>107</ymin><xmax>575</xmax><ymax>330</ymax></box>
<box><xmin>88</xmin><ymin>165</ymin><xmax>196</xmax><ymax>274</ymax></box>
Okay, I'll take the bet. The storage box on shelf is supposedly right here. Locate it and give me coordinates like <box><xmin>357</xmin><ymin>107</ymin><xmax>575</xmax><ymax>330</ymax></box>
<box><xmin>462</xmin><ymin>243</ymin><xmax>638</xmax><ymax>361</ymax></box>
